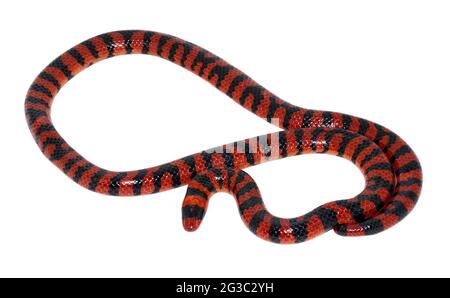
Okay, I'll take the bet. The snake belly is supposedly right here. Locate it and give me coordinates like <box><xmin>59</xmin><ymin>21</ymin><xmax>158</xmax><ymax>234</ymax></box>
<box><xmin>25</xmin><ymin>30</ymin><xmax>422</xmax><ymax>244</ymax></box>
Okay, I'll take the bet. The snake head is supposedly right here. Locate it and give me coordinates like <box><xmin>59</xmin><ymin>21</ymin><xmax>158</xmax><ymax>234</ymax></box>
<box><xmin>182</xmin><ymin>204</ymin><xmax>205</xmax><ymax>232</ymax></box>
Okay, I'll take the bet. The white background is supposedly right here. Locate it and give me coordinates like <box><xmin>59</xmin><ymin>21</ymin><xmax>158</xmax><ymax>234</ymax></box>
<box><xmin>0</xmin><ymin>0</ymin><xmax>449</xmax><ymax>277</ymax></box>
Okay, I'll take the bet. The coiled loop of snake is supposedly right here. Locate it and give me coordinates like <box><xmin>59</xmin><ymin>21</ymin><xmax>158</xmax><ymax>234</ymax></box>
<box><xmin>25</xmin><ymin>31</ymin><xmax>422</xmax><ymax>243</ymax></box>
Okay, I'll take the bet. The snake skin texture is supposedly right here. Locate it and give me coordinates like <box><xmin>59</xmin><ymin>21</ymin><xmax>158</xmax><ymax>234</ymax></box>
<box><xmin>25</xmin><ymin>30</ymin><xmax>422</xmax><ymax>244</ymax></box>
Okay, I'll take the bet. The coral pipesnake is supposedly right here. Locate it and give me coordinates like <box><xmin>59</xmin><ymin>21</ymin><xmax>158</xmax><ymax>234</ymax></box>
<box><xmin>25</xmin><ymin>30</ymin><xmax>422</xmax><ymax>243</ymax></box>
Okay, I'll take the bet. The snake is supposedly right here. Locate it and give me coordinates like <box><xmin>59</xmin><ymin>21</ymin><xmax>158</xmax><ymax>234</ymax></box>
<box><xmin>25</xmin><ymin>30</ymin><xmax>422</xmax><ymax>244</ymax></box>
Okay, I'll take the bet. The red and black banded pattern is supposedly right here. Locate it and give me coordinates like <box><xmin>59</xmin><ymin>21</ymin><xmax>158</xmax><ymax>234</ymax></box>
<box><xmin>25</xmin><ymin>30</ymin><xmax>422</xmax><ymax>243</ymax></box>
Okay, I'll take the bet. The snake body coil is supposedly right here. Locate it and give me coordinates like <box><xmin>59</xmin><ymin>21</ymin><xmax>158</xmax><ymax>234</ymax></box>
<box><xmin>25</xmin><ymin>30</ymin><xmax>422</xmax><ymax>243</ymax></box>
